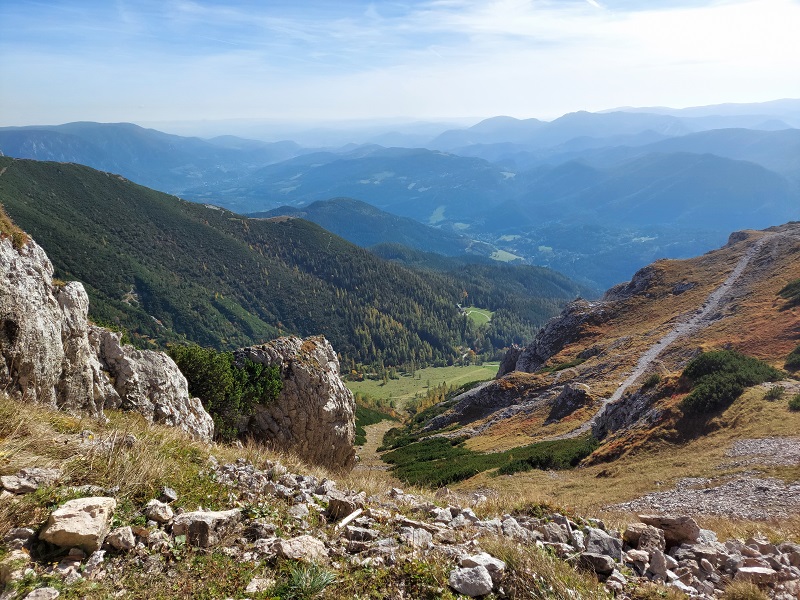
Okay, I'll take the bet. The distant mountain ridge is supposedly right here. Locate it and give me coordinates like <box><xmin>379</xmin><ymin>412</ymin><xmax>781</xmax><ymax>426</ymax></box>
<box><xmin>3</xmin><ymin>99</ymin><xmax>798</xmax><ymax>290</ymax></box>
<box><xmin>0</xmin><ymin>122</ymin><xmax>305</xmax><ymax>194</ymax></box>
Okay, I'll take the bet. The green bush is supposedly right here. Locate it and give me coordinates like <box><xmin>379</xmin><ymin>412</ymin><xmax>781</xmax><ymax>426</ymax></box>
<box><xmin>168</xmin><ymin>344</ymin><xmax>281</xmax><ymax>441</ymax></box>
<box><xmin>785</xmin><ymin>344</ymin><xmax>800</xmax><ymax>372</ymax></box>
<box><xmin>680</xmin><ymin>350</ymin><xmax>784</xmax><ymax>415</ymax></box>
<box><xmin>789</xmin><ymin>394</ymin><xmax>800</xmax><ymax>412</ymax></box>
<box><xmin>642</xmin><ymin>373</ymin><xmax>661</xmax><ymax>389</ymax></box>
<box><xmin>763</xmin><ymin>386</ymin><xmax>785</xmax><ymax>401</ymax></box>
<box><xmin>382</xmin><ymin>435</ymin><xmax>597</xmax><ymax>488</ymax></box>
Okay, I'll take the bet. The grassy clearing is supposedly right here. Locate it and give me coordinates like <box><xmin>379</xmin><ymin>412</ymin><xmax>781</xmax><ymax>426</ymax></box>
<box><xmin>346</xmin><ymin>363</ymin><xmax>498</xmax><ymax>411</ymax></box>
<box><xmin>463</xmin><ymin>306</ymin><xmax>493</xmax><ymax>326</ymax></box>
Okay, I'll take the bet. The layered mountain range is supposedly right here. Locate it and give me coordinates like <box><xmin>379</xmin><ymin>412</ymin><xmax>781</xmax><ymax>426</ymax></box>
<box><xmin>3</xmin><ymin>99</ymin><xmax>798</xmax><ymax>288</ymax></box>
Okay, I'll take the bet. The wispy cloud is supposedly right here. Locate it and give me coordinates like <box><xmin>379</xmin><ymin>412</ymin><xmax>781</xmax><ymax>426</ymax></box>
<box><xmin>1</xmin><ymin>0</ymin><xmax>799</xmax><ymax>125</ymax></box>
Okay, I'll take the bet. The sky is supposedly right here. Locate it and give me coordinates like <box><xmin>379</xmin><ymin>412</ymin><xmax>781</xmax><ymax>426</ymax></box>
<box><xmin>1</xmin><ymin>0</ymin><xmax>799</xmax><ymax>129</ymax></box>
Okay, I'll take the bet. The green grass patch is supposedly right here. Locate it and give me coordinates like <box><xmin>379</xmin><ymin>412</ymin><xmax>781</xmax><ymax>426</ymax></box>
<box><xmin>382</xmin><ymin>434</ymin><xmax>598</xmax><ymax>488</ymax></box>
<box><xmin>789</xmin><ymin>394</ymin><xmax>800</xmax><ymax>412</ymax></box>
<box><xmin>680</xmin><ymin>350</ymin><xmax>784</xmax><ymax>415</ymax></box>
<box><xmin>463</xmin><ymin>306</ymin><xmax>493</xmax><ymax>326</ymax></box>
<box><xmin>539</xmin><ymin>357</ymin><xmax>586</xmax><ymax>373</ymax></box>
<box><xmin>346</xmin><ymin>363</ymin><xmax>498</xmax><ymax>411</ymax></box>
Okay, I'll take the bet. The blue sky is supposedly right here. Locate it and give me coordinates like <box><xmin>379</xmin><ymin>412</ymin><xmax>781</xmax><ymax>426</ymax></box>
<box><xmin>1</xmin><ymin>0</ymin><xmax>799</xmax><ymax>127</ymax></box>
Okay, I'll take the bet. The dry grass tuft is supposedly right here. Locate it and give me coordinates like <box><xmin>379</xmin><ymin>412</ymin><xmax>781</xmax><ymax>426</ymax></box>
<box><xmin>480</xmin><ymin>534</ymin><xmax>612</xmax><ymax>599</ymax></box>
<box><xmin>720</xmin><ymin>581</ymin><xmax>769</xmax><ymax>600</ymax></box>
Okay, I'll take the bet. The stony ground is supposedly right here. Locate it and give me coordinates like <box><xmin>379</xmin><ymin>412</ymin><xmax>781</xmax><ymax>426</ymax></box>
<box><xmin>3</xmin><ymin>445</ymin><xmax>800</xmax><ymax>599</ymax></box>
<box><xmin>608</xmin><ymin>437</ymin><xmax>800</xmax><ymax>520</ymax></box>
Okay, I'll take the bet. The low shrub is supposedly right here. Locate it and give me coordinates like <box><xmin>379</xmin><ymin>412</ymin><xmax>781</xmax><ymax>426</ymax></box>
<box><xmin>168</xmin><ymin>344</ymin><xmax>281</xmax><ymax>441</ymax></box>
<box><xmin>354</xmin><ymin>405</ymin><xmax>396</xmax><ymax>446</ymax></box>
<box><xmin>789</xmin><ymin>394</ymin><xmax>800</xmax><ymax>412</ymax></box>
<box><xmin>785</xmin><ymin>344</ymin><xmax>800</xmax><ymax>372</ymax></box>
<box><xmin>642</xmin><ymin>373</ymin><xmax>662</xmax><ymax>390</ymax></box>
<box><xmin>680</xmin><ymin>350</ymin><xmax>784</xmax><ymax>415</ymax></box>
<box><xmin>763</xmin><ymin>385</ymin><xmax>785</xmax><ymax>401</ymax></box>
<box><xmin>779</xmin><ymin>278</ymin><xmax>800</xmax><ymax>308</ymax></box>
<box><xmin>382</xmin><ymin>434</ymin><xmax>597</xmax><ymax>487</ymax></box>
<box><xmin>721</xmin><ymin>581</ymin><xmax>769</xmax><ymax>600</ymax></box>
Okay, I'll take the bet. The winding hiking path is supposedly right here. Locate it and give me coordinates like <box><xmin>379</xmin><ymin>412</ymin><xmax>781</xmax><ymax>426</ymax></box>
<box><xmin>550</xmin><ymin>233</ymin><xmax>774</xmax><ymax>440</ymax></box>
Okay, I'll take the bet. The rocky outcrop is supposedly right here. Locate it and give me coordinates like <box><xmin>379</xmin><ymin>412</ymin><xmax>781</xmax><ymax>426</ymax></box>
<box><xmin>546</xmin><ymin>383</ymin><xmax>594</xmax><ymax>424</ymax></box>
<box><xmin>0</xmin><ymin>238</ymin><xmax>100</xmax><ymax>415</ymax></box>
<box><xmin>90</xmin><ymin>327</ymin><xmax>214</xmax><ymax>441</ymax></box>
<box><xmin>499</xmin><ymin>299</ymin><xmax>606</xmax><ymax>376</ymax></box>
<box><xmin>0</xmin><ymin>235</ymin><xmax>213</xmax><ymax>441</ymax></box>
<box><xmin>6</xmin><ymin>453</ymin><xmax>800</xmax><ymax>599</ymax></box>
<box><xmin>235</xmin><ymin>336</ymin><xmax>356</xmax><ymax>471</ymax></box>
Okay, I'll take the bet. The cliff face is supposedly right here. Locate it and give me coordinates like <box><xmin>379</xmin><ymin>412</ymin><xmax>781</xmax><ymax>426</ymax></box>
<box><xmin>0</xmin><ymin>236</ymin><xmax>214</xmax><ymax>441</ymax></box>
<box><xmin>235</xmin><ymin>336</ymin><xmax>356</xmax><ymax>471</ymax></box>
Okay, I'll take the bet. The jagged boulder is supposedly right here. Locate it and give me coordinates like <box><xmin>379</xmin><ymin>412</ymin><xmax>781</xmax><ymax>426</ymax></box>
<box><xmin>546</xmin><ymin>383</ymin><xmax>594</xmax><ymax>423</ymax></box>
<box><xmin>91</xmin><ymin>327</ymin><xmax>213</xmax><ymax>441</ymax></box>
<box><xmin>0</xmin><ymin>235</ymin><xmax>213</xmax><ymax>441</ymax></box>
<box><xmin>39</xmin><ymin>497</ymin><xmax>116</xmax><ymax>552</ymax></box>
<box><xmin>235</xmin><ymin>336</ymin><xmax>356</xmax><ymax>471</ymax></box>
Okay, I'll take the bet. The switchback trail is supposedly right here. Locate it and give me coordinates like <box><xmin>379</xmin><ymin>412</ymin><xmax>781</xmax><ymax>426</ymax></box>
<box><xmin>549</xmin><ymin>233</ymin><xmax>774</xmax><ymax>440</ymax></box>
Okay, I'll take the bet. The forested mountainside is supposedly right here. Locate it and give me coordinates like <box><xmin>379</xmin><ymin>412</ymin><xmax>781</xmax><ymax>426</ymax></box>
<box><xmin>0</xmin><ymin>157</ymin><xmax>587</xmax><ymax>370</ymax></box>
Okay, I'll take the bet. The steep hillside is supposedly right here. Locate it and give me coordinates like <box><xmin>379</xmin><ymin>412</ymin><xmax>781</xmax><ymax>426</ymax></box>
<box><xmin>386</xmin><ymin>223</ymin><xmax>800</xmax><ymax>515</ymax></box>
<box><xmin>0</xmin><ymin>157</ymin><xmax>582</xmax><ymax>369</ymax></box>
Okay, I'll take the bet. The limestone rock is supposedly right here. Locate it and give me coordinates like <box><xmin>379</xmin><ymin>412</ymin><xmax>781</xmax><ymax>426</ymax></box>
<box><xmin>400</xmin><ymin>527</ymin><xmax>433</xmax><ymax>549</ymax></box>
<box><xmin>546</xmin><ymin>384</ymin><xmax>593</xmax><ymax>423</ymax></box>
<box><xmin>39</xmin><ymin>496</ymin><xmax>116</xmax><ymax>552</ymax></box>
<box><xmin>449</xmin><ymin>565</ymin><xmax>494</xmax><ymax>597</ymax></box>
<box><xmin>91</xmin><ymin>327</ymin><xmax>214</xmax><ymax>441</ymax></box>
<box><xmin>106</xmin><ymin>526</ymin><xmax>135</xmax><ymax>551</ymax></box>
<box><xmin>639</xmin><ymin>515</ymin><xmax>701</xmax><ymax>547</ymax></box>
<box><xmin>235</xmin><ymin>336</ymin><xmax>356</xmax><ymax>471</ymax></box>
<box><xmin>735</xmin><ymin>566</ymin><xmax>779</xmax><ymax>585</ymax></box>
<box><xmin>579</xmin><ymin>553</ymin><xmax>616</xmax><ymax>577</ymax></box>
<box><xmin>0</xmin><ymin>238</ymin><xmax>100</xmax><ymax>415</ymax></box>
<box><xmin>0</xmin><ymin>235</ymin><xmax>213</xmax><ymax>440</ymax></box>
<box><xmin>1</xmin><ymin>467</ymin><xmax>60</xmax><ymax>494</ymax></box>
<box><xmin>512</xmin><ymin>299</ymin><xmax>602</xmax><ymax>374</ymax></box>
<box><xmin>275</xmin><ymin>535</ymin><xmax>329</xmax><ymax>563</ymax></box>
<box><xmin>496</xmin><ymin>345</ymin><xmax>522</xmax><ymax>378</ymax></box>
<box><xmin>172</xmin><ymin>509</ymin><xmax>241</xmax><ymax>547</ymax></box>
<box><xmin>585</xmin><ymin>527</ymin><xmax>622</xmax><ymax>561</ymax></box>
<box><xmin>144</xmin><ymin>499</ymin><xmax>174</xmax><ymax>524</ymax></box>
<box><xmin>327</xmin><ymin>490</ymin><xmax>365</xmax><ymax>521</ymax></box>
<box><xmin>461</xmin><ymin>552</ymin><xmax>506</xmax><ymax>584</ymax></box>
<box><xmin>23</xmin><ymin>588</ymin><xmax>60</xmax><ymax>600</ymax></box>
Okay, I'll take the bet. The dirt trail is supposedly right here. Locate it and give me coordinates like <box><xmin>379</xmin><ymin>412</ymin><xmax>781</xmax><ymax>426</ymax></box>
<box><xmin>352</xmin><ymin>420</ymin><xmax>395</xmax><ymax>472</ymax></box>
<box><xmin>550</xmin><ymin>233</ymin><xmax>774</xmax><ymax>440</ymax></box>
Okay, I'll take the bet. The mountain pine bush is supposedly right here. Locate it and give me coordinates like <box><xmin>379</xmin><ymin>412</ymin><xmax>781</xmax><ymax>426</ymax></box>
<box><xmin>680</xmin><ymin>350</ymin><xmax>784</xmax><ymax>415</ymax></box>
